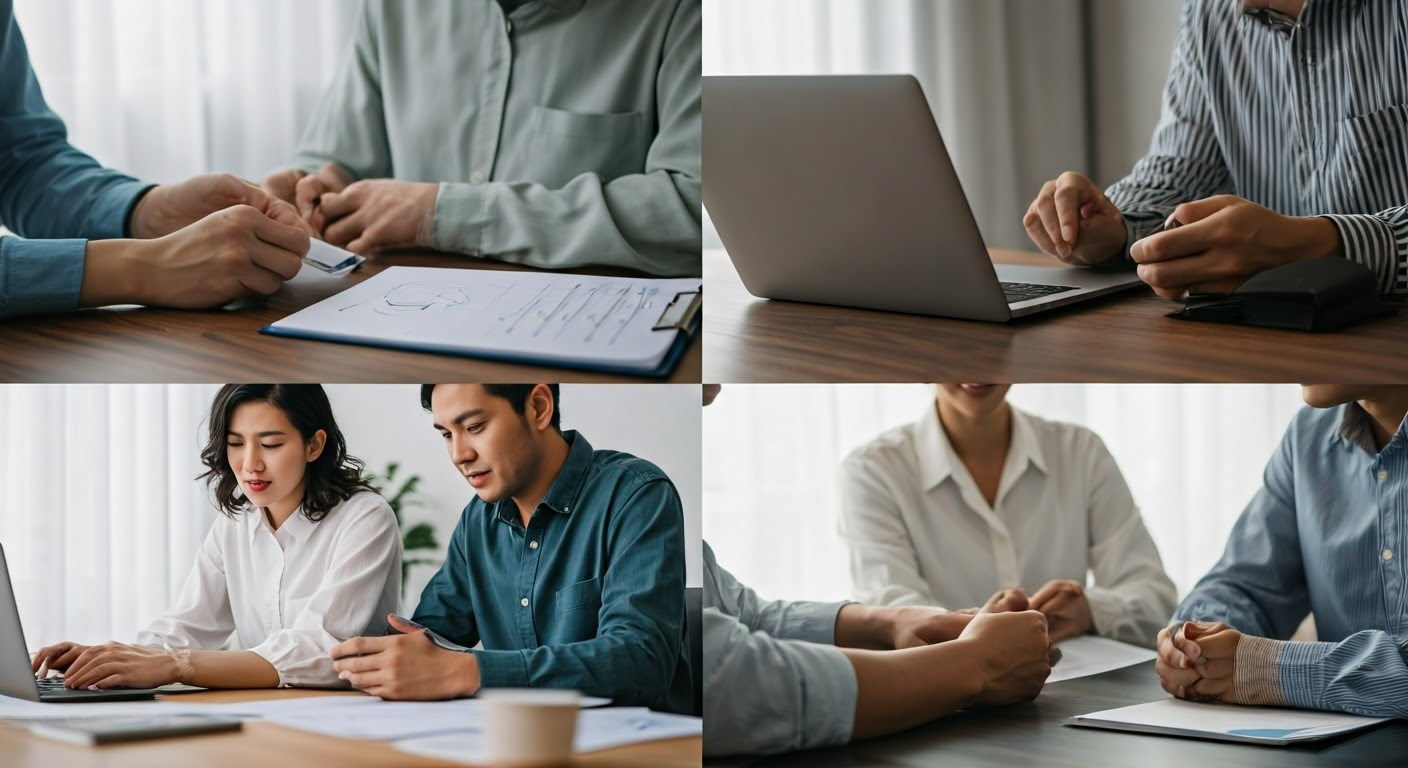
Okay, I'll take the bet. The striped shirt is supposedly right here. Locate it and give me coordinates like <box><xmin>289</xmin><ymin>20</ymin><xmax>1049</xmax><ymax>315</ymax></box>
<box><xmin>1173</xmin><ymin>402</ymin><xmax>1408</xmax><ymax>717</ymax></box>
<box><xmin>1107</xmin><ymin>0</ymin><xmax>1408</xmax><ymax>293</ymax></box>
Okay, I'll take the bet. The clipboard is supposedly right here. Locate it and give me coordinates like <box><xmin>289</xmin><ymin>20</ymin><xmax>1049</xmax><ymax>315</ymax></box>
<box><xmin>260</xmin><ymin>266</ymin><xmax>702</xmax><ymax>378</ymax></box>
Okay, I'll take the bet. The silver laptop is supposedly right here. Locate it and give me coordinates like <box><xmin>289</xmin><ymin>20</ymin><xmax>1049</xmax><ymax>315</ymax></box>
<box><xmin>703</xmin><ymin>74</ymin><xmax>1144</xmax><ymax>321</ymax></box>
<box><xmin>0</xmin><ymin>543</ymin><xmax>158</xmax><ymax>702</ymax></box>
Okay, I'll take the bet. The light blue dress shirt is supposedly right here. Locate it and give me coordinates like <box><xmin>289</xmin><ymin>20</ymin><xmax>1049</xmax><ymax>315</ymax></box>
<box><xmin>702</xmin><ymin>541</ymin><xmax>857</xmax><ymax>757</ymax></box>
<box><xmin>1174</xmin><ymin>402</ymin><xmax>1408</xmax><ymax>717</ymax></box>
<box><xmin>0</xmin><ymin>0</ymin><xmax>150</xmax><ymax>318</ymax></box>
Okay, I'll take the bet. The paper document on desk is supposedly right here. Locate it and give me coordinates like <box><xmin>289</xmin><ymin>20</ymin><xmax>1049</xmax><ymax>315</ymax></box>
<box><xmin>262</xmin><ymin>266</ymin><xmax>702</xmax><ymax>377</ymax></box>
<box><xmin>1066</xmin><ymin>698</ymin><xmax>1391</xmax><ymax>745</ymax></box>
<box><xmin>192</xmin><ymin>694</ymin><xmax>610</xmax><ymax>741</ymax></box>
<box><xmin>393</xmin><ymin>707</ymin><xmax>703</xmax><ymax>762</ymax></box>
<box><xmin>1045</xmin><ymin>636</ymin><xmax>1158</xmax><ymax>684</ymax></box>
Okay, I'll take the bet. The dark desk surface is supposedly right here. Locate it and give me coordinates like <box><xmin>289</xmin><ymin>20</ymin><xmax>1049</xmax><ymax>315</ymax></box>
<box><xmin>704</xmin><ymin>248</ymin><xmax>1408</xmax><ymax>383</ymax></box>
<box><xmin>732</xmin><ymin>660</ymin><xmax>1407</xmax><ymax>768</ymax></box>
<box><xmin>0</xmin><ymin>252</ymin><xmax>700</xmax><ymax>383</ymax></box>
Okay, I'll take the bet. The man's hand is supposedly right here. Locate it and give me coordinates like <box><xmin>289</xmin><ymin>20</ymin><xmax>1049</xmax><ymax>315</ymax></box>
<box><xmin>330</xmin><ymin>614</ymin><xmax>480</xmax><ymax>701</ymax></box>
<box><xmin>30</xmin><ymin>641</ymin><xmax>90</xmax><ymax>675</ymax></box>
<box><xmin>1156</xmin><ymin>621</ymin><xmax>1242</xmax><ymax>703</ymax></box>
<box><xmin>130</xmin><ymin>173</ymin><xmax>313</xmax><ymax>239</ymax></box>
<box><xmin>979</xmin><ymin>587</ymin><xmax>1030</xmax><ymax>614</ymax></box>
<box><xmin>319</xmin><ymin>179</ymin><xmax>439</xmax><ymax>255</ymax></box>
<box><xmin>1131</xmin><ymin>195</ymin><xmax>1343</xmax><ymax>300</ymax></box>
<box><xmin>958</xmin><ymin>610</ymin><xmax>1053</xmax><ymax>707</ymax></box>
<box><xmin>288</xmin><ymin>163</ymin><xmax>356</xmax><ymax>232</ymax></box>
<box><xmin>1024</xmin><ymin>172</ymin><xmax>1127</xmax><ymax>266</ymax></box>
<box><xmin>888</xmin><ymin>607</ymin><xmax>975</xmax><ymax>649</ymax></box>
<box><xmin>81</xmin><ymin>205</ymin><xmax>309</xmax><ymax>310</ymax></box>
<box><xmin>1028</xmin><ymin>578</ymin><xmax>1094</xmax><ymax>642</ymax></box>
<box><xmin>59</xmin><ymin>642</ymin><xmax>181</xmax><ymax>690</ymax></box>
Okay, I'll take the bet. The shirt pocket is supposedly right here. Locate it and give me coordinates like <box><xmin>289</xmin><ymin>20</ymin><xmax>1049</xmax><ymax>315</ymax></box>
<box><xmin>1335</xmin><ymin>104</ymin><xmax>1408</xmax><ymax>213</ymax></box>
<box><xmin>554</xmin><ymin>576</ymin><xmax>603</xmax><ymax>615</ymax></box>
<box><xmin>528</xmin><ymin>106</ymin><xmax>650</xmax><ymax>189</ymax></box>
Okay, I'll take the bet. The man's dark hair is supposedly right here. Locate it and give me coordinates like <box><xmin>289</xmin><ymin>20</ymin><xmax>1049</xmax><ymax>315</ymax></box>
<box><xmin>420</xmin><ymin>384</ymin><xmax>562</xmax><ymax>431</ymax></box>
<box><xmin>199</xmin><ymin>384</ymin><xmax>373</xmax><ymax>522</ymax></box>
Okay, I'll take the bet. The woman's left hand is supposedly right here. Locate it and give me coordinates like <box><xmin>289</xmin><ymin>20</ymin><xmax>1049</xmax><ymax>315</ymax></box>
<box><xmin>61</xmin><ymin>642</ymin><xmax>181</xmax><ymax>690</ymax></box>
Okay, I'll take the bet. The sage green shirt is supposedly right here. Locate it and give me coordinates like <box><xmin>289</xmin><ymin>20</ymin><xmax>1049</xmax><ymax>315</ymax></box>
<box><xmin>290</xmin><ymin>0</ymin><xmax>701</xmax><ymax>277</ymax></box>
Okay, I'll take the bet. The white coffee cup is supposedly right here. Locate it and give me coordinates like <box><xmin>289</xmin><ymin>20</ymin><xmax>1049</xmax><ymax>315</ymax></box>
<box><xmin>479</xmin><ymin>688</ymin><xmax>582</xmax><ymax>767</ymax></box>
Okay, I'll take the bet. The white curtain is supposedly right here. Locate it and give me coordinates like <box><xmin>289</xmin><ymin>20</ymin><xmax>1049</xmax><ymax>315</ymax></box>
<box><xmin>703</xmin><ymin>384</ymin><xmax>1307</xmax><ymax>604</ymax></box>
<box><xmin>13</xmin><ymin>0</ymin><xmax>360</xmax><ymax>183</ymax></box>
<box><xmin>0</xmin><ymin>385</ymin><xmax>219</xmax><ymax>651</ymax></box>
<box><xmin>703</xmin><ymin>0</ymin><xmax>1090</xmax><ymax>251</ymax></box>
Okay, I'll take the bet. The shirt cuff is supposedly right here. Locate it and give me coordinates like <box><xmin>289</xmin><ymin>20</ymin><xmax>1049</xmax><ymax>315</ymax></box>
<box><xmin>790</xmin><ymin>641</ymin><xmax>859</xmax><ymax>749</ymax></box>
<box><xmin>778</xmin><ymin>601</ymin><xmax>848</xmax><ymax>645</ymax></box>
<box><xmin>247</xmin><ymin>630</ymin><xmax>345</xmax><ymax>688</ymax></box>
<box><xmin>1083</xmin><ymin>586</ymin><xmax>1138</xmax><ymax>645</ymax></box>
<box><xmin>473</xmin><ymin>648</ymin><xmax>530</xmax><ymax>689</ymax></box>
<box><xmin>1271</xmin><ymin>639</ymin><xmax>1340</xmax><ymax>711</ymax></box>
<box><xmin>433</xmin><ymin>182</ymin><xmax>492</xmax><ymax>257</ymax></box>
<box><xmin>1319</xmin><ymin>214</ymin><xmax>1400</xmax><ymax>294</ymax></box>
<box><xmin>0</xmin><ymin>237</ymin><xmax>86</xmax><ymax>318</ymax></box>
<box><xmin>1232</xmin><ymin>634</ymin><xmax>1285</xmax><ymax>706</ymax></box>
<box><xmin>88</xmin><ymin>179</ymin><xmax>156</xmax><ymax>240</ymax></box>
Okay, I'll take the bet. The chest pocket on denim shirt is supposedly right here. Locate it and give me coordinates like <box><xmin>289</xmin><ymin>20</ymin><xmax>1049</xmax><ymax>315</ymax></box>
<box><xmin>1336</xmin><ymin>104</ymin><xmax>1408</xmax><ymax>213</ymax></box>
<box><xmin>528</xmin><ymin>106</ymin><xmax>650</xmax><ymax>189</ymax></box>
<box><xmin>554</xmin><ymin>577</ymin><xmax>603</xmax><ymax>615</ymax></box>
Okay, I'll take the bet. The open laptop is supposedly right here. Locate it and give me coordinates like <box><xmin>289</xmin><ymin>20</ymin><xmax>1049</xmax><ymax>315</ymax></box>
<box><xmin>703</xmin><ymin>74</ymin><xmax>1144</xmax><ymax>321</ymax></box>
<box><xmin>0</xmin><ymin>543</ymin><xmax>158</xmax><ymax>702</ymax></box>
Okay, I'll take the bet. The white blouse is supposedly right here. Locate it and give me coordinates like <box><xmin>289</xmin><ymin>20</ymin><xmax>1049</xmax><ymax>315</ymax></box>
<box><xmin>838</xmin><ymin>405</ymin><xmax>1177</xmax><ymax>648</ymax></box>
<box><xmin>136</xmin><ymin>490</ymin><xmax>402</xmax><ymax>686</ymax></box>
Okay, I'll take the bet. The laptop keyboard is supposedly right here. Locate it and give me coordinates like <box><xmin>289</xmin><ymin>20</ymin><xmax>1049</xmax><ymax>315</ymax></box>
<box><xmin>36</xmin><ymin>677</ymin><xmax>67</xmax><ymax>692</ymax></box>
<box><xmin>1001</xmin><ymin>282</ymin><xmax>1079</xmax><ymax>304</ymax></box>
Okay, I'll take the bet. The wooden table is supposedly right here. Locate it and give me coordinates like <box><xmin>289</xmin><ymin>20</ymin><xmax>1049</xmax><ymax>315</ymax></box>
<box><xmin>719</xmin><ymin>661</ymin><xmax>1407</xmax><ymax>767</ymax></box>
<box><xmin>705</xmin><ymin>248</ymin><xmax>1408</xmax><ymax>382</ymax></box>
<box><xmin>0</xmin><ymin>252</ymin><xmax>700</xmax><ymax>383</ymax></box>
<box><xmin>0</xmin><ymin>688</ymin><xmax>701</xmax><ymax>768</ymax></box>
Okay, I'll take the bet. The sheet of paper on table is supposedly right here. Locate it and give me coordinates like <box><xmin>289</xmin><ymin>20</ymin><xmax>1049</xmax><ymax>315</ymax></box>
<box><xmin>1066</xmin><ymin>698</ymin><xmax>1391</xmax><ymax>745</ymax></box>
<box><xmin>392</xmin><ymin>707</ymin><xmax>704</xmax><ymax>763</ymax></box>
<box><xmin>1046</xmin><ymin>635</ymin><xmax>1158</xmax><ymax>684</ymax></box>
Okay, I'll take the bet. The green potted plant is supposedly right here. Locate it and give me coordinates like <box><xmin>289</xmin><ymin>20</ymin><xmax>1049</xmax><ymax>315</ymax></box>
<box><xmin>367</xmin><ymin>461</ymin><xmax>441</xmax><ymax>597</ymax></box>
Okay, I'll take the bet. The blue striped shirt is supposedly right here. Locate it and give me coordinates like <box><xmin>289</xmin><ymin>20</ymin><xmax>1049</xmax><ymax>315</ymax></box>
<box><xmin>1174</xmin><ymin>402</ymin><xmax>1408</xmax><ymax>717</ymax></box>
<box><xmin>1108</xmin><ymin>0</ymin><xmax>1408</xmax><ymax>294</ymax></box>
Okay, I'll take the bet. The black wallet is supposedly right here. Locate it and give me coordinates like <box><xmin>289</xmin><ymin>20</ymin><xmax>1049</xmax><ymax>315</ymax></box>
<box><xmin>1168</xmin><ymin>256</ymin><xmax>1395</xmax><ymax>331</ymax></box>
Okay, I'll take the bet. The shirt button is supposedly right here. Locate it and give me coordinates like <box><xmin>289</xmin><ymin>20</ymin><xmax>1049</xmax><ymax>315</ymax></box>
<box><xmin>1378</xmin><ymin>470</ymin><xmax>1389</xmax><ymax>483</ymax></box>
<box><xmin>1384</xmin><ymin>549</ymin><xmax>1394</xmax><ymax>562</ymax></box>
<box><xmin>520</xmin><ymin>597</ymin><xmax>529</xmax><ymax>607</ymax></box>
<box><xmin>470</xmin><ymin>170</ymin><xmax>486</xmax><ymax>184</ymax></box>
<box><xmin>529</xmin><ymin>540</ymin><xmax>539</xmax><ymax>549</ymax></box>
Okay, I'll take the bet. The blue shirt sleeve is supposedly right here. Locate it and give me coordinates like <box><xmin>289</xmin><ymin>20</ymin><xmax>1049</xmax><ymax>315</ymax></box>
<box><xmin>1173</xmin><ymin>417</ymin><xmax>1310</xmax><ymax>639</ymax></box>
<box><xmin>0</xmin><ymin>0</ymin><xmax>151</xmax><ymax>318</ymax></box>
<box><xmin>1275</xmin><ymin>631</ymin><xmax>1408</xmax><ymax>717</ymax></box>
<box><xmin>471</xmin><ymin>477</ymin><xmax>686</xmax><ymax>706</ymax></box>
<box><xmin>410</xmin><ymin>508</ymin><xmax>481</xmax><ymax>648</ymax></box>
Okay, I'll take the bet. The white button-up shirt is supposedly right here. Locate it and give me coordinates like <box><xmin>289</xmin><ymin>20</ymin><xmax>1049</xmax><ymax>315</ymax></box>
<box><xmin>136</xmin><ymin>491</ymin><xmax>402</xmax><ymax>687</ymax></box>
<box><xmin>839</xmin><ymin>405</ymin><xmax>1177</xmax><ymax>648</ymax></box>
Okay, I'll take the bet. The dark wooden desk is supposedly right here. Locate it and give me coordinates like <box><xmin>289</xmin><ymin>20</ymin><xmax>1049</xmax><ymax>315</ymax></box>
<box><xmin>0</xmin><ymin>252</ymin><xmax>700</xmax><ymax>382</ymax></box>
<box><xmin>704</xmin><ymin>248</ymin><xmax>1408</xmax><ymax>382</ymax></box>
<box><xmin>0</xmin><ymin>688</ymin><xmax>701</xmax><ymax>768</ymax></box>
<box><xmin>730</xmin><ymin>661</ymin><xmax>1407</xmax><ymax>768</ymax></box>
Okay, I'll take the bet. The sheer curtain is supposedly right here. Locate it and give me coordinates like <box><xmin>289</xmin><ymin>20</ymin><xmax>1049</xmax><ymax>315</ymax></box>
<box><xmin>0</xmin><ymin>385</ymin><xmax>219</xmax><ymax>651</ymax></box>
<box><xmin>13</xmin><ymin>0</ymin><xmax>360</xmax><ymax>183</ymax></box>
<box><xmin>703</xmin><ymin>384</ymin><xmax>1306</xmax><ymax>604</ymax></box>
<box><xmin>703</xmin><ymin>0</ymin><xmax>1090</xmax><ymax>251</ymax></box>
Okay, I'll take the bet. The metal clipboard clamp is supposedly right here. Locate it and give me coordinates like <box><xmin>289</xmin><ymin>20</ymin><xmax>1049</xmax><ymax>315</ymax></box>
<box><xmin>652</xmin><ymin>288</ymin><xmax>702</xmax><ymax>332</ymax></box>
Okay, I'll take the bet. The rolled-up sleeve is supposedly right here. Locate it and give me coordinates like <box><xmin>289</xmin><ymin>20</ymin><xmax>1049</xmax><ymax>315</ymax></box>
<box><xmin>247</xmin><ymin>499</ymin><xmax>402</xmax><ymax>687</ymax></box>
<box><xmin>702</xmin><ymin>542</ymin><xmax>856</xmax><ymax>757</ymax></box>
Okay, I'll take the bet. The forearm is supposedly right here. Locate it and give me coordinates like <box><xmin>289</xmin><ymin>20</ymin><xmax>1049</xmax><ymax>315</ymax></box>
<box><xmin>844</xmin><ymin>639</ymin><xmax>984</xmax><ymax>740</ymax></box>
<box><xmin>474</xmin><ymin>633</ymin><xmax>673</xmax><ymax>706</ymax></box>
<box><xmin>433</xmin><ymin>172</ymin><xmax>701</xmax><ymax>277</ymax></box>
<box><xmin>833</xmin><ymin>603</ymin><xmax>896</xmax><ymax>650</ymax></box>
<box><xmin>178</xmin><ymin>649</ymin><xmax>280</xmax><ymax>689</ymax></box>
